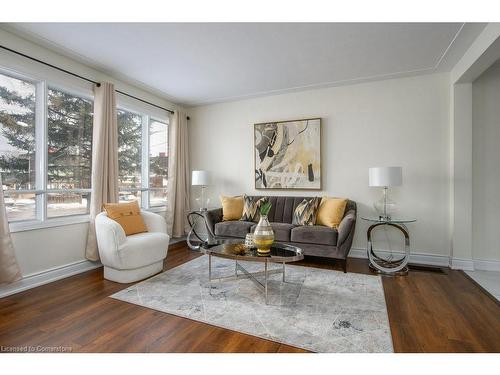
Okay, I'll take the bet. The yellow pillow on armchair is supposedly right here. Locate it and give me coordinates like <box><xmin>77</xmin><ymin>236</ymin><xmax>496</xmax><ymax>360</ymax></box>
<box><xmin>103</xmin><ymin>201</ymin><xmax>148</xmax><ymax>236</ymax></box>
<box><xmin>316</xmin><ymin>197</ymin><xmax>348</xmax><ymax>229</ymax></box>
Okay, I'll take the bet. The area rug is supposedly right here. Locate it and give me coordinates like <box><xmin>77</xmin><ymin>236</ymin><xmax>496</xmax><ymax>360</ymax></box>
<box><xmin>111</xmin><ymin>256</ymin><xmax>393</xmax><ymax>352</ymax></box>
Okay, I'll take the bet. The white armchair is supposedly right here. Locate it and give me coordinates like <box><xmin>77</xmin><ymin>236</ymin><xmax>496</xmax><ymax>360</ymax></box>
<box><xmin>95</xmin><ymin>210</ymin><xmax>170</xmax><ymax>283</ymax></box>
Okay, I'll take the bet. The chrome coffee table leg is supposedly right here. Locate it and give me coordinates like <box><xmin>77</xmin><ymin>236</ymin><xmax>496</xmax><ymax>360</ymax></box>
<box><xmin>264</xmin><ymin>261</ymin><xmax>268</xmax><ymax>304</ymax></box>
<box><xmin>208</xmin><ymin>254</ymin><xmax>212</xmax><ymax>294</ymax></box>
<box><xmin>208</xmin><ymin>257</ymin><xmax>283</xmax><ymax>304</ymax></box>
<box><xmin>282</xmin><ymin>262</ymin><xmax>285</xmax><ymax>282</ymax></box>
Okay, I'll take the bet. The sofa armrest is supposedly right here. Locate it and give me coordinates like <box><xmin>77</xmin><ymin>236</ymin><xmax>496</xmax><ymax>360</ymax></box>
<box><xmin>205</xmin><ymin>207</ymin><xmax>223</xmax><ymax>234</ymax></box>
<box><xmin>337</xmin><ymin>209</ymin><xmax>356</xmax><ymax>248</ymax></box>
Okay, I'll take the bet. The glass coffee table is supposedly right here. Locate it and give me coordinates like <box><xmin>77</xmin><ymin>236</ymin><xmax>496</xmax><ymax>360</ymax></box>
<box><xmin>199</xmin><ymin>239</ymin><xmax>304</xmax><ymax>304</ymax></box>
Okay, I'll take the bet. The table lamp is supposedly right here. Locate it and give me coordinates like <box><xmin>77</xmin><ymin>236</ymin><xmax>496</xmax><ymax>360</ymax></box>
<box><xmin>192</xmin><ymin>170</ymin><xmax>212</xmax><ymax>211</ymax></box>
<box><xmin>369</xmin><ymin>166</ymin><xmax>402</xmax><ymax>220</ymax></box>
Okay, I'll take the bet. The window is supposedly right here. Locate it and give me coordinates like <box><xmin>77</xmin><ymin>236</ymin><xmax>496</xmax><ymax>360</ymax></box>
<box><xmin>0</xmin><ymin>72</ymin><xmax>37</xmax><ymax>221</ymax></box>
<box><xmin>47</xmin><ymin>88</ymin><xmax>93</xmax><ymax>217</ymax></box>
<box><xmin>1</xmin><ymin>67</ymin><xmax>169</xmax><ymax>226</ymax></box>
<box><xmin>0</xmin><ymin>70</ymin><xmax>93</xmax><ymax>224</ymax></box>
<box><xmin>117</xmin><ymin>108</ymin><xmax>142</xmax><ymax>206</ymax></box>
<box><xmin>149</xmin><ymin>119</ymin><xmax>168</xmax><ymax>207</ymax></box>
<box><xmin>117</xmin><ymin>109</ymin><xmax>168</xmax><ymax>210</ymax></box>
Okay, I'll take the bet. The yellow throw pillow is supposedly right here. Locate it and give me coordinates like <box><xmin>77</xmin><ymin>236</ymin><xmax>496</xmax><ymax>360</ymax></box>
<box><xmin>316</xmin><ymin>197</ymin><xmax>348</xmax><ymax>229</ymax></box>
<box><xmin>220</xmin><ymin>195</ymin><xmax>244</xmax><ymax>221</ymax></box>
<box><xmin>103</xmin><ymin>201</ymin><xmax>148</xmax><ymax>236</ymax></box>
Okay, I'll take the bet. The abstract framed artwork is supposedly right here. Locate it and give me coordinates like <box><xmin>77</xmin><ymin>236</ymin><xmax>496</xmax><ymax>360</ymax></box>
<box><xmin>254</xmin><ymin>118</ymin><xmax>321</xmax><ymax>190</ymax></box>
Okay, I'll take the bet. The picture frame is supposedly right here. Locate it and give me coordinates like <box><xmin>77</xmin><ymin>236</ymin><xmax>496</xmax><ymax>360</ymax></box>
<box><xmin>254</xmin><ymin>117</ymin><xmax>322</xmax><ymax>190</ymax></box>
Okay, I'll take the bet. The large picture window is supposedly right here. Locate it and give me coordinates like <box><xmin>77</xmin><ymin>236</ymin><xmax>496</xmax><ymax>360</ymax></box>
<box><xmin>1</xmin><ymin>70</ymin><xmax>93</xmax><ymax>224</ymax></box>
<box><xmin>1</xmin><ymin>68</ymin><xmax>169</xmax><ymax>227</ymax></box>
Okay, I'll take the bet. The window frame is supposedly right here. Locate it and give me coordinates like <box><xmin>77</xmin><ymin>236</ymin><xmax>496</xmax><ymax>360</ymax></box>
<box><xmin>0</xmin><ymin>68</ymin><xmax>38</xmax><ymax>222</ymax></box>
<box><xmin>147</xmin><ymin>117</ymin><xmax>169</xmax><ymax>209</ymax></box>
<box><xmin>1</xmin><ymin>67</ymin><xmax>94</xmax><ymax>232</ymax></box>
<box><xmin>45</xmin><ymin>85</ymin><xmax>93</xmax><ymax>219</ymax></box>
<box><xmin>117</xmin><ymin>105</ymin><xmax>169</xmax><ymax>213</ymax></box>
<box><xmin>1</xmin><ymin>65</ymin><xmax>170</xmax><ymax>232</ymax></box>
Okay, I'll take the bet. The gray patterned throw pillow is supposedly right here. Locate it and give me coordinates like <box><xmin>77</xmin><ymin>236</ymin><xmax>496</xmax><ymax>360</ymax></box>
<box><xmin>292</xmin><ymin>197</ymin><xmax>321</xmax><ymax>226</ymax></box>
<box><xmin>240</xmin><ymin>195</ymin><xmax>268</xmax><ymax>222</ymax></box>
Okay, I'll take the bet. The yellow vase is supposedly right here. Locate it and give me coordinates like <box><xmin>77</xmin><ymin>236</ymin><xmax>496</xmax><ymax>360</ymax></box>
<box><xmin>253</xmin><ymin>215</ymin><xmax>274</xmax><ymax>254</ymax></box>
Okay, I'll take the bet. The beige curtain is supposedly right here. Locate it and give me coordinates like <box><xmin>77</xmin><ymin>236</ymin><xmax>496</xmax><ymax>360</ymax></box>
<box><xmin>0</xmin><ymin>175</ymin><xmax>22</xmax><ymax>284</ymax></box>
<box><xmin>85</xmin><ymin>82</ymin><xmax>119</xmax><ymax>261</ymax></box>
<box><xmin>166</xmin><ymin>110</ymin><xmax>190</xmax><ymax>237</ymax></box>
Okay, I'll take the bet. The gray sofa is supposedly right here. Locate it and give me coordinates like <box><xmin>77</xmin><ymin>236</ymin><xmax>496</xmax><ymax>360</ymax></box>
<box><xmin>205</xmin><ymin>196</ymin><xmax>357</xmax><ymax>272</ymax></box>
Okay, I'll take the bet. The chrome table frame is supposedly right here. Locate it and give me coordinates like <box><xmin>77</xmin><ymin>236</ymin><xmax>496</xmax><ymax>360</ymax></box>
<box><xmin>203</xmin><ymin>241</ymin><xmax>303</xmax><ymax>304</ymax></box>
<box><xmin>208</xmin><ymin>255</ymin><xmax>286</xmax><ymax>304</ymax></box>
<box><xmin>186</xmin><ymin>210</ymin><xmax>217</xmax><ymax>250</ymax></box>
<box><xmin>362</xmin><ymin>217</ymin><xmax>416</xmax><ymax>276</ymax></box>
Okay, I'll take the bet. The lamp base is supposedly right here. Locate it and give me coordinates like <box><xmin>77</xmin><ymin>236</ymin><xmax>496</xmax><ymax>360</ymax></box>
<box><xmin>377</xmin><ymin>214</ymin><xmax>392</xmax><ymax>221</ymax></box>
<box><xmin>373</xmin><ymin>187</ymin><xmax>397</xmax><ymax>220</ymax></box>
<box><xmin>195</xmin><ymin>185</ymin><xmax>210</xmax><ymax>211</ymax></box>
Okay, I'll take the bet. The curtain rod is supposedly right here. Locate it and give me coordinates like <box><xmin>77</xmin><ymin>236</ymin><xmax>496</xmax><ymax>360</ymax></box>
<box><xmin>0</xmin><ymin>44</ymin><xmax>179</xmax><ymax>116</ymax></box>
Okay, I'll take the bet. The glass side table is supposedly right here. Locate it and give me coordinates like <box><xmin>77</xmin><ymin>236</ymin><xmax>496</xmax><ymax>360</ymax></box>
<box><xmin>186</xmin><ymin>210</ymin><xmax>218</xmax><ymax>250</ymax></box>
<box><xmin>361</xmin><ymin>217</ymin><xmax>417</xmax><ymax>276</ymax></box>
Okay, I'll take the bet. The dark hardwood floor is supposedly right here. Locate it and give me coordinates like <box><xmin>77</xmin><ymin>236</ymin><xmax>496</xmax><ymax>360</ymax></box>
<box><xmin>0</xmin><ymin>242</ymin><xmax>499</xmax><ymax>353</ymax></box>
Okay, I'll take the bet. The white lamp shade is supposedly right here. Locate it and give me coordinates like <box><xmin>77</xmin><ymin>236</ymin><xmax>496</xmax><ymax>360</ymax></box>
<box><xmin>369</xmin><ymin>167</ymin><xmax>402</xmax><ymax>187</ymax></box>
<box><xmin>192</xmin><ymin>170</ymin><xmax>212</xmax><ymax>186</ymax></box>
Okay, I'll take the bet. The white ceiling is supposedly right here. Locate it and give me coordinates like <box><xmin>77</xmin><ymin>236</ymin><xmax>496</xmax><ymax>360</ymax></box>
<box><xmin>3</xmin><ymin>23</ymin><xmax>487</xmax><ymax>106</ymax></box>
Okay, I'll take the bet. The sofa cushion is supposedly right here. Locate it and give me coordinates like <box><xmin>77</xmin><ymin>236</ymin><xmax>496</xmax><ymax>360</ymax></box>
<box><xmin>215</xmin><ymin>220</ymin><xmax>254</xmax><ymax>238</ymax></box>
<box><xmin>290</xmin><ymin>242</ymin><xmax>346</xmax><ymax>259</ymax></box>
<box><xmin>250</xmin><ymin>222</ymin><xmax>295</xmax><ymax>242</ymax></box>
<box><xmin>291</xmin><ymin>225</ymin><xmax>338</xmax><ymax>246</ymax></box>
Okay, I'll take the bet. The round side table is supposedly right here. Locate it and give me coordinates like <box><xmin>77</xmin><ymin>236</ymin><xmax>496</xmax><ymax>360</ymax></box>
<box><xmin>361</xmin><ymin>217</ymin><xmax>416</xmax><ymax>276</ymax></box>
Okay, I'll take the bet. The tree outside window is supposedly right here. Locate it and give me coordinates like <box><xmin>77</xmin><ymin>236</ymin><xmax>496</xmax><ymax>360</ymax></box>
<box><xmin>1</xmin><ymin>70</ymin><xmax>169</xmax><ymax>223</ymax></box>
<box><xmin>0</xmin><ymin>73</ymin><xmax>36</xmax><ymax>221</ymax></box>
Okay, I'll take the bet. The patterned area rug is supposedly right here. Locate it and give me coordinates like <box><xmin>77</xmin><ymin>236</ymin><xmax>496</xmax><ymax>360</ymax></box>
<box><xmin>111</xmin><ymin>256</ymin><xmax>393</xmax><ymax>352</ymax></box>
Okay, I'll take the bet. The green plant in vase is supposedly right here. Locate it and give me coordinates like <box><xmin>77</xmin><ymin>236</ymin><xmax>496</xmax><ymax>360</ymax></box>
<box><xmin>253</xmin><ymin>201</ymin><xmax>274</xmax><ymax>254</ymax></box>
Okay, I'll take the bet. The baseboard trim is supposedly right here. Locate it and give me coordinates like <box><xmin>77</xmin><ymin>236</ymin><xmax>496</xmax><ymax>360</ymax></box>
<box><xmin>0</xmin><ymin>260</ymin><xmax>102</xmax><ymax>299</ymax></box>
<box><xmin>349</xmin><ymin>247</ymin><xmax>450</xmax><ymax>267</ymax></box>
<box><xmin>189</xmin><ymin>235</ymin><xmax>452</xmax><ymax>268</ymax></box>
<box><xmin>461</xmin><ymin>271</ymin><xmax>500</xmax><ymax>305</ymax></box>
<box><xmin>450</xmin><ymin>257</ymin><xmax>475</xmax><ymax>271</ymax></box>
<box><xmin>473</xmin><ymin>259</ymin><xmax>500</xmax><ymax>272</ymax></box>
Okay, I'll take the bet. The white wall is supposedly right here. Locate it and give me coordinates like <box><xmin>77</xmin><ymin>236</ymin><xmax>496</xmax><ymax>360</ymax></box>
<box><xmin>189</xmin><ymin>73</ymin><xmax>451</xmax><ymax>257</ymax></box>
<box><xmin>0</xmin><ymin>27</ymin><xmax>179</xmax><ymax>286</ymax></box>
<box><xmin>472</xmin><ymin>61</ymin><xmax>500</xmax><ymax>263</ymax></box>
<box><xmin>11</xmin><ymin>223</ymin><xmax>88</xmax><ymax>276</ymax></box>
<box><xmin>451</xmin><ymin>83</ymin><xmax>473</xmax><ymax>264</ymax></box>
<box><xmin>449</xmin><ymin>24</ymin><xmax>500</xmax><ymax>270</ymax></box>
